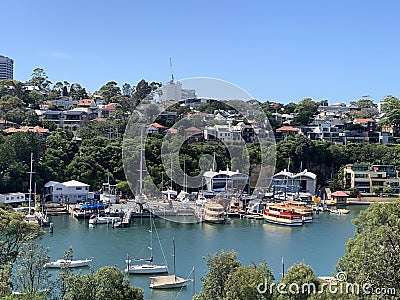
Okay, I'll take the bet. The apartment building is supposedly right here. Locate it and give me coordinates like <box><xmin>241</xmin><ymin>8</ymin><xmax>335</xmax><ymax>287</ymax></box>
<box><xmin>344</xmin><ymin>164</ymin><xmax>400</xmax><ymax>194</ymax></box>
<box><xmin>0</xmin><ymin>55</ymin><xmax>13</xmax><ymax>80</ymax></box>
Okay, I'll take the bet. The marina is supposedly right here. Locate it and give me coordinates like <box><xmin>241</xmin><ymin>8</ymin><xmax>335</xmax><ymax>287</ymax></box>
<box><xmin>40</xmin><ymin>205</ymin><xmax>368</xmax><ymax>300</ymax></box>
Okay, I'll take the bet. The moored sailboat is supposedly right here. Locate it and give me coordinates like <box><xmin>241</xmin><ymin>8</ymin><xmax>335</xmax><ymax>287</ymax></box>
<box><xmin>125</xmin><ymin>218</ymin><xmax>168</xmax><ymax>274</ymax></box>
<box><xmin>149</xmin><ymin>238</ymin><xmax>191</xmax><ymax>289</ymax></box>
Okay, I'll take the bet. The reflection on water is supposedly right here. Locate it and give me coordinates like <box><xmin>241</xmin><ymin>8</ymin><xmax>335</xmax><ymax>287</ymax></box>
<box><xmin>41</xmin><ymin>205</ymin><xmax>368</xmax><ymax>300</ymax></box>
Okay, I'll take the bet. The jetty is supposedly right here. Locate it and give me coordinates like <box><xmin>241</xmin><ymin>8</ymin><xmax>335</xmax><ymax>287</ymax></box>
<box><xmin>121</xmin><ymin>209</ymin><xmax>132</xmax><ymax>227</ymax></box>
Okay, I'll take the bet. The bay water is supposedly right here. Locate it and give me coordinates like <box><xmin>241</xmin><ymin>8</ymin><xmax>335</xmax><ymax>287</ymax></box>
<box><xmin>40</xmin><ymin>205</ymin><xmax>368</xmax><ymax>300</ymax></box>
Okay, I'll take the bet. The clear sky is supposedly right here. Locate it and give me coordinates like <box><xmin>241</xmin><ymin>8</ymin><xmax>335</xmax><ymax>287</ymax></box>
<box><xmin>2</xmin><ymin>0</ymin><xmax>400</xmax><ymax>104</ymax></box>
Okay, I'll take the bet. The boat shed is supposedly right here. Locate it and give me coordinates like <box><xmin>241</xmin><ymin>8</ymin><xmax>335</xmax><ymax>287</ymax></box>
<box><xmin>203</xmin><ymin>169</ymin><xmax>249</xmax><ymax>193</ymax></box>
<box><xmin>270</xmin><ymin>169</ymin><xmax>317</xmax><ymax>194</ymax></box>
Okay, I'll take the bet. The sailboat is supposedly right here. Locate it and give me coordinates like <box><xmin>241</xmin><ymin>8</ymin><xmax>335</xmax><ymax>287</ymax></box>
<box><xmin>135</xmin><ymin>132</ymin><xmax>148</xmax><ymax>207</ymax></box>
<box><xmin>25</xmin><ymin>153</ymin><xmax>39</xmax><ymax>224</ymax></box>
<box><xmin>126</xmin><ymin>218</ymin><xmax>168</xmax><ymax>274</ymax></box>
<box><xmin>149</xmin><ymin>238</ymin><xmax>191</xmax><ymax>289</ymax></box>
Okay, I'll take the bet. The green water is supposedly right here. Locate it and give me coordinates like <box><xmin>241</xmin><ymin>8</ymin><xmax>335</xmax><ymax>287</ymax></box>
<box><xmin>41</xmin><ymin>205</ymin><xmax>368</xmax><ymax>300</ymax></box>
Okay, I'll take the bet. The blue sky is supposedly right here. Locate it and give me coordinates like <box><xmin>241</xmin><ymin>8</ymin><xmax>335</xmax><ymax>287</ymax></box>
<box><xmin>2</xmin><ymin>0</ymin><xmax>400</xmax><ymax>104</ymax></box>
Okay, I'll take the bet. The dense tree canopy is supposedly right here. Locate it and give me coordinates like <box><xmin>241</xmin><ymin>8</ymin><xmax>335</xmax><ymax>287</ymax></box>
<box><xmin>336</xmin><ymin>200</ymin><xmax>400</xmax><ymax>297</ymax></box>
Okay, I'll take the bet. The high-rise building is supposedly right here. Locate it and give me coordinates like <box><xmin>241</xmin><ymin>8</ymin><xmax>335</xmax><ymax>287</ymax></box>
<box><xmin>0</xmin><ymin>55</ymin><xmax>14</xmax><ymax>80</ymax></box>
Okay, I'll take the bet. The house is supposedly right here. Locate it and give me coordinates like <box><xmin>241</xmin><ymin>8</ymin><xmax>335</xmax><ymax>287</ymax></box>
<box><xmin>204</xmin><ymin>125</ymin><xmax>233</xmax><ymax>141</ymax></box>
<box><xmin>184</xmin><ymin>126</ymin><xmax>203</xmax><ymax>142</ymax></box>
<box><xmin>146</xmin><ymin>122</ymin><xmax>166</xmax><ymax>135</ymax></box>
<box><xmin>50</xmin><ymin>96</ymin><xmax>75</xmax><ymax>109</ymax></box>
<box><xmin>275</xmin><ymin>125</ymin><xmax>300</xmax><ymax>141</ymax></box>
<box><xmin>0</xmin><ymin>119</ymin><xmax>17</xmax><ymax>130</ymax></box>
<box><xmin>63</xmin><ymin>109</ymin><xmax>90</xmax><ymax>129</ymax></box>
<box><xmin>343</xmin><ymin>164</ymin><xmax>400</xmax><ymax>194</ymax></box>
<box><xmin>77</xmin><ymin>98</ymin><xmax>95</xmax><ymax>108</ymax></box>
<box><xmin>3</xmin><ymin>125</ymin><xmax>50</xmax><ymax>139</ymax></box>
<box><xmin>353</xmin><ymin>118</ymin><xmax>376</xmax><ymax>132</ymax></box>
<box><xmin>100</xmin><ymin>103</ymin><xmax>116</xmax><ymax>118</ymax></box>
<box><xmin>0</xmin><ymin>192</ymin><xmax>26</xmax><ymax>207</ymax></box>
<box><xmin>44</xmin><ymin>180</ymin><xmax>90</xmax><ymax>203</ymax></box>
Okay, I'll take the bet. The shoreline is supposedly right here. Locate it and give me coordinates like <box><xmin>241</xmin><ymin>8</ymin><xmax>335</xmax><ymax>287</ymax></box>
<box><xmin>347</xmin><ymin>197</ymin><xmax>399</xmax><ymax>205</ymax></box>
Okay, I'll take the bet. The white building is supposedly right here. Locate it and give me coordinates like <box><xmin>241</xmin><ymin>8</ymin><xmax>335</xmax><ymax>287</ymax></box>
<box><xmin>0</xmin><ymin>193</ymin><xmax>26</xmax><ymax>206</ymax></box>
<box><xmin>157</xmin><ymin>81</ymin><xmax>196</xmax><ymax>102</ymax></box>
<box><xmin>44</xmin><ymin>180</ymin><xmax>90</xmax><ymax>203</ymax></box>
<box><xmin>270</xmin><ymin>169</ymin><xmax>317</xmax><ymax>195</ymax></box>
<box><xmin>203</xmin><ymin>169</ymin><xmax>249</xmax><ymax>192</ymax></box>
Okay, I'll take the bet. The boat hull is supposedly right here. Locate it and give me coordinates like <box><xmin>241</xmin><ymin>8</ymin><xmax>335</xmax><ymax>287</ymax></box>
<box><xmin>126</xmin><ymin>264</ymin><xmax>168</xmax><ymax>274</ymax></box>
<box><xmin>89</xmin><ymin>216</ymin><xmax>121</xmax><ymax>225</ymax></box>
<box><xmin>149</xmin><ymin>275</ymin><xmax>189</xmax><ymax>289</ymax></box>
<box><xmin>263</xmin><ymin>216</ymin><xmax>303</xmax><ymax>226</ymax></box>
<box><xmin>45</xmin><ymin>259</ymin><xmax>92</xmax><ymax>268</ymax></box>
<box><xmin>204</xmin><ymin>218</ymin><xmax>226</xmax><ymax>224</ymax></box>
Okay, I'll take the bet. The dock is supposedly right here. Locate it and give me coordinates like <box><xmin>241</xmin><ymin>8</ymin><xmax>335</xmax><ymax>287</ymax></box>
<box><xmin>121</xmin><ymin>209</ymin><xmax>132</xmax><ymax>227</ymax></box>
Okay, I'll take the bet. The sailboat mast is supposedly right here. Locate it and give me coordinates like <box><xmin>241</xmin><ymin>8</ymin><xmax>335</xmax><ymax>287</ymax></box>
<box><xmin>28</xmin><ymin>152</ymin><xmax>34</xmax><ymax>214</ymax></box>
<box><xmin>183</xmin><ymin>159</ymin><xmax>187</xmax><ymax>193</ymax></box>
<box><xmin>139</xmin><ymin>132</ymin><xmax>143</xmax><ymax>194</ymax></box>
<box><xmin>173</xmin><ymin>238</ymin><xmax>176</xmax><ymax>276</ymax></box>
<box><xmin>149</xmin><ymin>217</ymin><xmax>153</xmax><ymax>262</ymax></box>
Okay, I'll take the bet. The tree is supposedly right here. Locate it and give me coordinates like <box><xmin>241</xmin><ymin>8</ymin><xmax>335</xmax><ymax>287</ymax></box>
<box><xmin>99</xmin><ymin>81</ymin><xmax>121</xmax><ymax>104</ymax></box>
<box><xmin>57</xmin><ymin>246</ymin><xmax>74</xmax><ymax>299</ymax></box>
<box><xmin>69</xmin><ymin>83</ymin><xmax>88</xmax><ymax>100</ymax></box>
<box><xmin>13</xmin><ymin>240</ymin><xmax>50</xmax><ymax>298</ymax></box>
<box><xmin>116</xmin><ymin>181</ymin><xmax>133</xmax><ymax>197</ymax></box>
<box><xmin>387</xmin><ymin>108</ymin><xmax>400</xmax><ymax>128</ymax></box>
<box><xmin>0</xmin><ymin>208</ymin><xmax>43</xmax><ymax>267</ymax></box>
<box><xmin>28</xmin><ymin>68</ymin><xmax>51</xmax><ymax>89</ymax></box>
<box><xmin>65</xmin><ymin>266</ymin><xmax>143</xmax><ymax>300</ymax></box>
<box><xmin>193</xmin><ymin>250</ymin><xmax>241</xmax><ymax>300</ymax></box>
<box><xmin>380</xmin><ymin>95</ymin><xmax>400</xmax><ymax>113</ymax></box>
<box><xmin>122</xmin><ymin>83</ymin><xmax>134</xmax><ymax>96</ymax></box>
<box><xmin>0</xmin><ymin>95</ymin><xmax>25</xmax><ymax>115</ymax></box>
<box><xmin>349</xmin><ymin>97</ymin><xmax>377</xmax><ymax>109</ymax></box>
<box><xmin>64</xmin><ymin>269</ymin><xmax>96</xmax><ymax>300</ymax></box>
<box><xmin>336</xmin><ymin>200</ymin><xmax>400</xmax><ymax>297</ymax></box>
<box><xmin>224</xmin><ymin>262</ymin><xmax>275</xmax><ymax>300</ymax></box>
<box><xmin>0</xmin><ymin>264</ymin><xmax>12</xmax><ymax>297</ymax></box>
<box><xmin>276</xmin><ymin>262</ymin><xmax>320</xmax><ymax>300</ymax></box>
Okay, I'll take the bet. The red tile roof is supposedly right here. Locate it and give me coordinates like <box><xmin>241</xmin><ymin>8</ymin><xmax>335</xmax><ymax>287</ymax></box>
<box><xmin>331</xmin><ymin>191</ymin><xmax>349</xmax><ymax>197</ymax></box>
<box><xmin>3</xmin><ymin>126</ymin><xmax>49</xmax><ymax>134</ymax></box>
<box><xmin>78</xmin><ymin>99</ymin><xmax>94</xmax><ymax>107</ymax></box>
<box><xmin>102</xmin><ymin>103</ymin><xmax>116</xmax><ymax>111</ymax></box>
<box><xmin>149</xmin><ymin>122</ymin><xmax>165</xmax><ymax>129</ymax></box>
<box><xmin>354</xmin><ymin>118</ymin><xmax>374</xmax><ymax>123</ymax></box>
<box><xmin>185</xmin><ymin>126</ymin><xmax>201</xmax><ymax>132</ymax></box>
<box><xmin>276</xmin><ymin>125</ymin><xmax>299</xmax><ymax>132</ymax></box>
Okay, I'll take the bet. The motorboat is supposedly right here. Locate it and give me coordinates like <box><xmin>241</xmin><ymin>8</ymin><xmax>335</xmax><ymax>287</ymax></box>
<box><xmin>330</xmin><ymin>208</ymin><xmax>350</xmax><ymax>215</ymax></box>
<box><xmin>88</xmin><ymin>215</ymin><xmax>121</xmax><ymax>225</ymax></box>
<box><xmin>44</xmin><ymin>258</ymin><xmax>92</xmax><ymax>268</ymax></box>
<box><xmin>263</xmin><ymin>203</ymin><xmax>303</xmax><ymax>226</ymax></box>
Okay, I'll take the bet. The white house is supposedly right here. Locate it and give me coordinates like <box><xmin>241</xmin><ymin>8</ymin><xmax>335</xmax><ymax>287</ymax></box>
<box><xmin>44</xmin><ymin>180</ymin><xmax>90</xmax><ymax>203</ymax></box>
<box><xmin>0</xmin><ymin>193</ymin><xmax>26</xmax><ymax>207</ymax></box>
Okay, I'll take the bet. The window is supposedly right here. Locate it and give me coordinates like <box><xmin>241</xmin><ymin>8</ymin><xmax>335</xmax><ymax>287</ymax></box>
<box><xmin>76</xmin><ymin>187</ymin><xmax>82</xmax><ymax>190</ymax></box>
<box><xmin>56</xmin><ymin>187</ymin><xmax>62</xmax><ymax>190</ymax></box>
<box><xmin>355</xmin><ymin>174</ymin><xmax>367</xmax><ymax>178</ymax></box>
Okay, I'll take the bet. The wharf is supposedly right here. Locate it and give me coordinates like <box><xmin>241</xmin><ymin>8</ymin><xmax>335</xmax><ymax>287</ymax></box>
<box><xmin>43</xmin><ymin>203</ymin><xmax>69</xmax><ymax>216</ymax></box>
